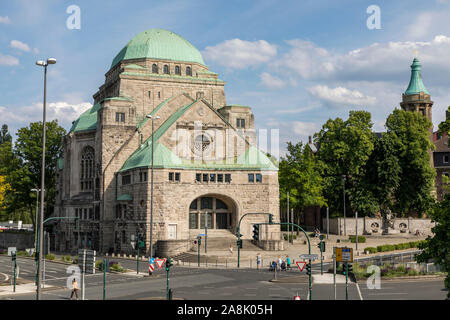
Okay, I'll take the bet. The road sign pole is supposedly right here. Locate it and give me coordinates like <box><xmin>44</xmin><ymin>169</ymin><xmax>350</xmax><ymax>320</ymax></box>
<box><xmin>13</xmin><ymin>254</ymin><xmax>16</xmax><ymax>292</ymax></box>
<box><xmin>205</xmin><ymin>212</ymin><xmax>208</xmax><ymax>254</ymax></box>
<box><xmin>198</xmin><ymin>238</ymin><xmax>200</xmax><ymax>267</ymax></box>
<box><xmin>308</xmin><ymin>259</ymin><xmax>312</xmax><ymax>300</ymax></box>
<box><xmin>137</xmin><ymin>244</ymin><xmax>140</xmax><ymax>275</ymax></box>
<box><xmin>166</xmin><ymin>267</ymin><xmax>170</xmax><ymax>300</ymax></box>
<box><xmin>103</xmin><ymin>258</ymin><xmax>107</xmax><ymax>300</ymax></box>
<box><xmin>345</xmin><ymin>262</ymin><xmax>349</xmax><ymax>300</ymax></box>
<box><xmin>355</xmin><ymin>211</ymin><xmax>358</xmax><ymax>251</ymax></box>
<box><xmin>333</xmin><ymin>247</ymin><xmax>336</xmax><ymax>300</ymax></box>
<box><xmin>320</xmin><ymin>242</ymin><xmax>323</xmax><ymax>275</ymax></box>
<box><xmin>237</xmin><ymin>227</ymin><xmax>241</xmax><ymax>268</ymax></box>
<box><xmin>82</xmin><ymin>250</ymin><xmax>86</xmax><ymax>300</ymax></box>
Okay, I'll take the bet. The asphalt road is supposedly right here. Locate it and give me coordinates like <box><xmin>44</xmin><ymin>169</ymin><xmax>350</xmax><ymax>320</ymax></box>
<box><xmin>0</xmin><ymin>255</ymin><xmax>446</xmax><ymax>300</ymax></box>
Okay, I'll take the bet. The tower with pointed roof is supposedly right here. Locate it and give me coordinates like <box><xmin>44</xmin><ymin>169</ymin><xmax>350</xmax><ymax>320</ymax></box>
<box><xmin>400</xmin><ymin>58</ymin><xmax>433</xmax><ymax>124</ymax></box>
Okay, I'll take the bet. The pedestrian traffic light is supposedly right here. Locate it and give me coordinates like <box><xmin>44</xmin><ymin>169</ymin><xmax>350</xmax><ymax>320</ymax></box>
<box><xmin>252</xmin><ymin>224</ymin><xmax>260</xmax><ymax>241</ymax></box>
<box><xmin>306</xmin><ymin>263</ymin><xmax>311</xmax><ymax>276</ymax></box>
<box><xmin>197</xmin><ymin>236</ymin><xmax>201</xmax><ymax>245</ymax></box>
<box><xmin>317</xmin><ymin>241</ymin><xmax>326</xmax><ymax>252</ymax></box>
<box><xmin>236</xmin><ymin>239</ymin><xmax>242</xmax><ymax>249</ymax></box>
<box><xmin>268</xmin><ymin>214</ymin><xmax>274</xmax><ymax>224</ymax></box>
<box><xmin>11</xmin><ymin>253</ymin><xmax>16</xmax><ymax>262</ymax></box>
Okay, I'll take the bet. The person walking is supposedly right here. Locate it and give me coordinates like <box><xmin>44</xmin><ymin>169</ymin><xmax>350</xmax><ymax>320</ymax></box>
<box><xmin>277</xmin><ymin>256</ymin><xmax>282</xmax><ymax>271</ymax></box>
<box><xmin>286</xmin><ymin>255</ymin><xmax>291</xmax><ymax>270</ymax></box>
<box><xmin>229</xmin><ymin>245</ymin><xmax>233</xmax><ymax>255</ymax></box>
<box><xmin>256</xmin><ymin>253</ymin><xmax>262</xmax><ymax>270</ymax></box>
<box><xmin>70</xmin><ymin>278</ymin><xmax>79</xmax><ymax>300</ymax></box>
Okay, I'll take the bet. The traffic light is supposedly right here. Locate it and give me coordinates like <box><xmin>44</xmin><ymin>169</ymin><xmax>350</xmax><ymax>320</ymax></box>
<box><xmin>306</xmin><ymin>263</ymin><xmax>311</xmax><ymax>276</ymax></box>
<box><xmin>348</xmin><ymin>263</ymin><xmax>353</xmax><ymax>274</ymax></box>
<box><xmin>252</xmin><ymin>224</ymin><xmax>260</xmax><ymax>241</ymax></box>
<box><xmin>11</xmin><ymin>252</ymin><xmax>16</xmax><ymax>262</ymax></box>
<box><xmin>236</xmin><ymin>239</ymin><xmax>242</xmax><ymax>249</ymax></box>
<box><xmin>166</xmin><ymin>258</ymin><xmax>173</xmax><ymax>271</ymax></box>
<box><xmin>137</xmin><ymin>233</ymin><xmax>145</xmax><ymax>248</ymax></box>
<box><xmin>317</xmin><ymin>241</ymin><xmax>326</xmax><ymax>252</ymax></box>
<box><xmin>268</xmin><ymin>214</ymin><xmax>274</xmax><ymax>224</ymax></box>
<box><xmin>197</xmin><ymin>236</ymin><xmax>202</xmax><ymax>245</ymax></box>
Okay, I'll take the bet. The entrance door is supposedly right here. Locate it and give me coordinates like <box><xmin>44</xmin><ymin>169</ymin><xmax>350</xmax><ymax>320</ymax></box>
<box><xmin>168</xmin><ymin>224</ymin><xmax>177</xmax><ymax>239</ymax></box>
<box><xmin>216</xmin><ymin>213</ymin><xmax>228</xmax><ymax>229</ymax></box>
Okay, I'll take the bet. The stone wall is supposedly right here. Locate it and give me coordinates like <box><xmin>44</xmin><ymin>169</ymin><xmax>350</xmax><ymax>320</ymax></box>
<box><xmin>322</xmin><ymin>217</ymin><xmax>435</xmax><ymax>236</ymax></box>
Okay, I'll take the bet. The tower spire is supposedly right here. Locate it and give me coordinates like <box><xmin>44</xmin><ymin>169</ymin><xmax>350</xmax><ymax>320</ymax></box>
<box><xmin>405</xmin><ymin>57</ymin><xmax>429</xmax><ymax>96</ymax></box>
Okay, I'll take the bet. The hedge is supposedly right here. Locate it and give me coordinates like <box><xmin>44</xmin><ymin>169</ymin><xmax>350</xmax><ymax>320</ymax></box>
<box><xmin>349</xmin><ymin>235</ymin><xmax>366</xmax><ymax>243</ymax></box>
<box><xmin>364</xmin><ymin>240</ymin><xmax>426</xmax><ymax>254</ymax></box>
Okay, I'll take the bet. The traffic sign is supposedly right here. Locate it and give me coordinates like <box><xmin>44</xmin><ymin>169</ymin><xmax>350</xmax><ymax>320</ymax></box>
<box><xmin>336</xmin><ymin>247</ymin><xmax>353</xmax><ymax>262</ymax></box>
<box><xmin>296</xmin><ymin>261</ymin><xmax>307</xmax><ymax>271</ymax></box>
<box><xmin>7</xmin><ymin>247</ymin><xmax>16</xmax><ymax>256</ymax></box>
<box><xmin>299</xmin><ymin>254</ymin><xmax>318</xmax><ymax>260</ymax></box>
<box><xmin>294</xmin><ymin>295</ymin><xmax>301</xmax><ymax>300</ymax></box>
<box><xmin>149</xmin><ymin>257</ymin><xmax>155</xmax><ymax>264</ymax></box>
<box><xmin>149</xmin><ymin>263</ymin><xmax>154</xmax><ymax>273</ymax></box>
<box><xmin>155</xmin><ymin>258</ymin><xmax>166</xmax><ymax>269</ymax></box>
<box><xmin>199</xmin><ymin>234</ymin><xmax>206</xmax><ymax>237</ymax></box>
<box><xmin>25</xmin><ymin>248</ymin><xmax>34</xmax><ymax>256</ymax></box>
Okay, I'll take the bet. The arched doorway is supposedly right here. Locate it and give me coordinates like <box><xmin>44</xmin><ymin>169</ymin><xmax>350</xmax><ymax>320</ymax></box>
<box><xmin>189</xmin><ymin>196</ymin><xmax>235</xmax><ymax>230</ymax></box>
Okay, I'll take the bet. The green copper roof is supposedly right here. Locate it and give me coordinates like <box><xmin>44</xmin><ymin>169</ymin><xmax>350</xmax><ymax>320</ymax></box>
<box><xmin>69</xmin><ymin>103</ymin><xmax>101</xmax><ymax>133</ymax></box>
<box><xmin>120</xmin><ymin>101</ymin><xmax>278</xmax><ymax>172</ymax></box>
<box><xmin>111</xmin><ymin>28</ymin><xmax>206</xmax><ymax>69</ymax></box>
<box><xmin>405</xmin><ymin>58</ymin><xmax>430</xmax><ymax>96</ymax></box>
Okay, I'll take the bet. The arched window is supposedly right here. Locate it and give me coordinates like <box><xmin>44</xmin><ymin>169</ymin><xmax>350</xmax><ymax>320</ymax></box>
<box><xmin>152</xmin><ymin>64</ymin><xmax>158</xmax><ymax>73</ymax></box>
<box><xmin>186</xmin><ymin>66</ymin><xmax>192</xmax><ymax>76</ymax></box>
<box><xmin>80</xmin><ymin>146</ymin><xmax>95</xmax><ymax>191</ymax></box>
<box><xmin>175</xmin><ymin>65</ymin><xmax>181</xmax><ymax>75</ymax></box>
<box><xmin>163</xmin><ymin>65</ymin><xmax>169</xmax><ymax>74</ymax></box>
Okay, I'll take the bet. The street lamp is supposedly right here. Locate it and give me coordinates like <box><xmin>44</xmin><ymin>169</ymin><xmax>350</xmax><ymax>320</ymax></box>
<box><xmin>35</xmin><ymin>57</ymin><xmax>56</xmax><ymax>300</ymax></box>
<box><xmin>342</xmin><ymin>175</ymin><xmax>346</xmax><ymax>236</ymax></box>
<box><xmin>30</xmin><ymin>188</ymin><xmax>41</xmax><ymax>250</ymax></box>
<box><xmin>145</xmin><ymin>114</ymin><xmax>160</xmax><ymax>264</ymax></box>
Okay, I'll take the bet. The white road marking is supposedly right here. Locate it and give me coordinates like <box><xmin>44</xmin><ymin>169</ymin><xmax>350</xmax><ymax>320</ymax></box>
<box><xmin>355</xmin><ymin>282</ymin><xmax>363</xmax><ymax>300</ymax></box>
<box><xmin>367</xmin><ymin>292</ymin><xmax>408</xmax><ymax>296</ymax></box>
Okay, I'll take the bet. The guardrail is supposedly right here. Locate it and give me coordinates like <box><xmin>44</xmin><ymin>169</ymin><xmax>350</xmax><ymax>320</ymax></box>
<box><xmin>354</xmin><ymin>250</ymin><xmax>422</xmax><ymax>266</ymax></box>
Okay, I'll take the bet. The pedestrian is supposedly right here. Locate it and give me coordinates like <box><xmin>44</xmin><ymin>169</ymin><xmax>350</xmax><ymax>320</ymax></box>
<box><xmin>256</xmin><ymin>253</ymin><xmax>261</xmax><ymax>269</ymax></box>
<box><xmin>70</xmin><ymin>278</ymin><xmax>79</xmax><ymax>300</ymax></box>
<box><xmin>229</xmin><ymin>244</ymin><xmax>233</xmax><ymax>255</ymax></box>
<box><xmin>277</xmin><ymin>256</ymin><xmax>282</xmax><ymax>271</ymax></box>
<box><xmin>314</xmin><ymin>227</ymin><xmax>320</xmax><ymax>238</ymax></box>
<box><xmin>286</xmin><ymin>255</ymin><xmax>291</xmax><ymax>270</ymax></box>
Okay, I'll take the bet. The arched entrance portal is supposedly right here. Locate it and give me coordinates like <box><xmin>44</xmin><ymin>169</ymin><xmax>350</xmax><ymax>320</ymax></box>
<box><xmin>189</xmin><ymin>196</ymin><xmax>235</xmax><ymax>231</ymax></box>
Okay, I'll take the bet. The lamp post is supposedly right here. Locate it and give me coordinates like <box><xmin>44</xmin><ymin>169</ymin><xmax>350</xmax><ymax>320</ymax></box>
<box><xmin>35</xmin><ymin>57</ymin><xmax>56</xmax><ymax>300</ymax></box>
<box><xmin>342</xmin><ymin>175</ymin><xmax>346</xmax><ymax>236</ymax></box>
<box><xmin>30</xmin><ymin>188</ymin><xmax>41</xmax><ymax>251</ymax></box>
<box><xmin>145</xmin><ymin>115</ymin><xmax>160</xmax><ymax>263</ymax></box>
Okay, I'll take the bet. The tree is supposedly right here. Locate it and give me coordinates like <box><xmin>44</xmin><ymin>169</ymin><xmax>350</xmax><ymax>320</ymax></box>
<box><xmin>4</xmin><ymin>121</ymin><xmax>66</xmax><ymax>223</ymax></box>
<box><xmin>385</xmin><ymin>109</ymin><xmax>435</xmax><ymax>216</ymax></box>
<box><xmin>362</xmin><ymin>132</ymin><xmax>401</xmax><ymax>214</ymax></box>
<box><xmin>314</xmin><ymin>111</ymin><xmax>375</xmax><ymax>216</ymax></box>
<box><xmin>0</xmin><ymin>124</ymin><xmax>12</xmax><ymax>145</ymax></box>
<box><xmin>279</xmin><ymin>141</ymin><xmax>326</xmax><ymax>222</ymax></box>
<box><xmin>438</xmin><ymin>106</ymin><xmax>450</xmax><ymax>135</ymax></box>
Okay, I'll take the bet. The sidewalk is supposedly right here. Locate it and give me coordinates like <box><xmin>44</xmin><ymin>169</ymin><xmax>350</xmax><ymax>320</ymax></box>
<box><xmin>0</xmin><ymin>282</ymin><xmax>53</xmax><ymax>296</ymax></box>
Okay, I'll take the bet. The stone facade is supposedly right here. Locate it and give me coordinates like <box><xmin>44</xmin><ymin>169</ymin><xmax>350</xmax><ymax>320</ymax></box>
<box><xmin>53</xmin><ymin>29</ymin><xmax>280</xmax><ymax>257</ymax></box>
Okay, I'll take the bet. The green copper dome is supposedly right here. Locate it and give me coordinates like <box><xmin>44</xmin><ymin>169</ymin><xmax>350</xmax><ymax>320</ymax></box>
<box><xmin>110</xmin><ymin>28</ymin><xmax>206</xmax><ymax>69</ymax></box>
<box><xmin>405</xmin><ymin>58</ymin><xmax>430</xmax><ymax>96</ymax></box>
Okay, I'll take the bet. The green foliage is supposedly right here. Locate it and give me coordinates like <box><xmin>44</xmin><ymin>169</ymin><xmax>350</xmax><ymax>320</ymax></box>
<box><xmin>279</xmin><ymin>140</ymin><xmax>326</xmax><ymax>218</ymax></box>
<box><xmin>16</xmin><ymin>250</ymin><xmax>28</xmax><ymax>256</ymax></box>
<box><xmin>385</xmin><ymin>109</ymin><xmax>435</xmax><ymax>216</ymax></box>
<box><xmin>0</xmin><ymin>124</ymin><xmax>12</xmax><ymax>145</ymax></box>
<box><xmin>109</xmin><ymin>263</ymin><xmax>125</xmax><ymax>272</ymax></box>
<box><xmin>314</xmin><ymin>111</ymin><xmax>376</xmax><ymax>216</ymax></box>
<box><xmin>45</xmin><ymin>254</ymin><xmax>55</xmax><ymax>260</ymax></box>
<box><xmin>416</xmin><ymin>193</ymin><xmax>450</xmax><ymax>299</ymax></box>
<box><xmin>349</xmin><ymin>235</ymin><xmax>366</xmax><ymax>243</ymax></box>
<box><xmin>438</xmin><ymin>106</ymin><xmax>450</xmax><ymax>135</ymax></box>
<box><xmin>0</xmin><ymin>121</ymin><xmax>66</xmax><ymax>223</ymax></box>
<box><xmin>364</xmin><ymin>247</ymin><xmax>377</xmax><ymax>254</ymax></box>
<box><xmin>61</xmin><ymin>255</ymin><xmax>73</xmax><ymax>263</ymax></box>
<box><xmin>283</xmin><ymin>234</ymin><xmax>297</xmax><ymax>241</ymax></box>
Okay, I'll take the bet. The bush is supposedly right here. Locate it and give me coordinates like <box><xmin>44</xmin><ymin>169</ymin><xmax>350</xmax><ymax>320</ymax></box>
<box><xmin>283</xmin><ymin>234</ymin><xmax>297</xmax><ymax>241</ymax></box>
<box><xmin>349</xmin><ymin>235</ymin><xmax>366</xmax><ymax>243</ymax></box>
<box><xmin>17</xmin><ymin>251</ymin><xmax>28</xmax><ymax>256</ymax></box>
<box><xmin>364</xmin><ymin>247</ymin><xmax>377</xmax><ymax>254</ymax></box>
<box><xmin>45</xmin><ymin>254</ymin><xmax>55</xmax><ymax>260</ymax></box>
<box><xmin>61</xmin><ymin>255</ymin><xmax>73</xmax><ymax>263</ymax></box>
<box><xmin>109</xmin><ymin>263</ymin><xmax>124</xmax><ymax>272</ymax></box>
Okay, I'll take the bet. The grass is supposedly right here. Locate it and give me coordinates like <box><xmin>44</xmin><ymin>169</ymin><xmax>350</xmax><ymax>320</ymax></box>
<box><xmin>349</xmin><ymin>262</ymin><xmax>444</xmax><ymax>280</ymax></box>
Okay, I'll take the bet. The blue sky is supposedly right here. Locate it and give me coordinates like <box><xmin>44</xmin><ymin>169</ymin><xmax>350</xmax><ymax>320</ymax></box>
<box><xmin>1</xmin><ymin>0</ymin><xmax>450</xmax><ymax>154</ymax></box>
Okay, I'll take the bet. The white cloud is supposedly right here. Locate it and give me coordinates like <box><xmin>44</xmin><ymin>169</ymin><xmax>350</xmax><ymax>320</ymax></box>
<box><xmin>0</xmin><ymin>53</ymin><xmax>19</xmax><ymax>66</ymax></box>
<box><xmin>202</xmin><ymin>38</ymin><xmax>277</xmax><ymax>69</ymax></box>
<box><xmin>260</xmin><ymin>72</ymin><xmax>286</xmax><ymax>89</ymax></box>
<box><xmin>10</xmin><ymin>40</ymin><xmax>31</xmax><ymax>52</ymax></box>
<box><xmin>308</xmin><ymin>85</ymin><xmax>377</xmax><ymax>107</ymax></box>
<box><xmin>0</xmin><ymin>101</ymin><xmax>92</xmax><ymax>133</ymax></box>
<box><xmin>0</xmin><ymin>16</ymin><xmax>10</xmax><ymax>24</ymax></box>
